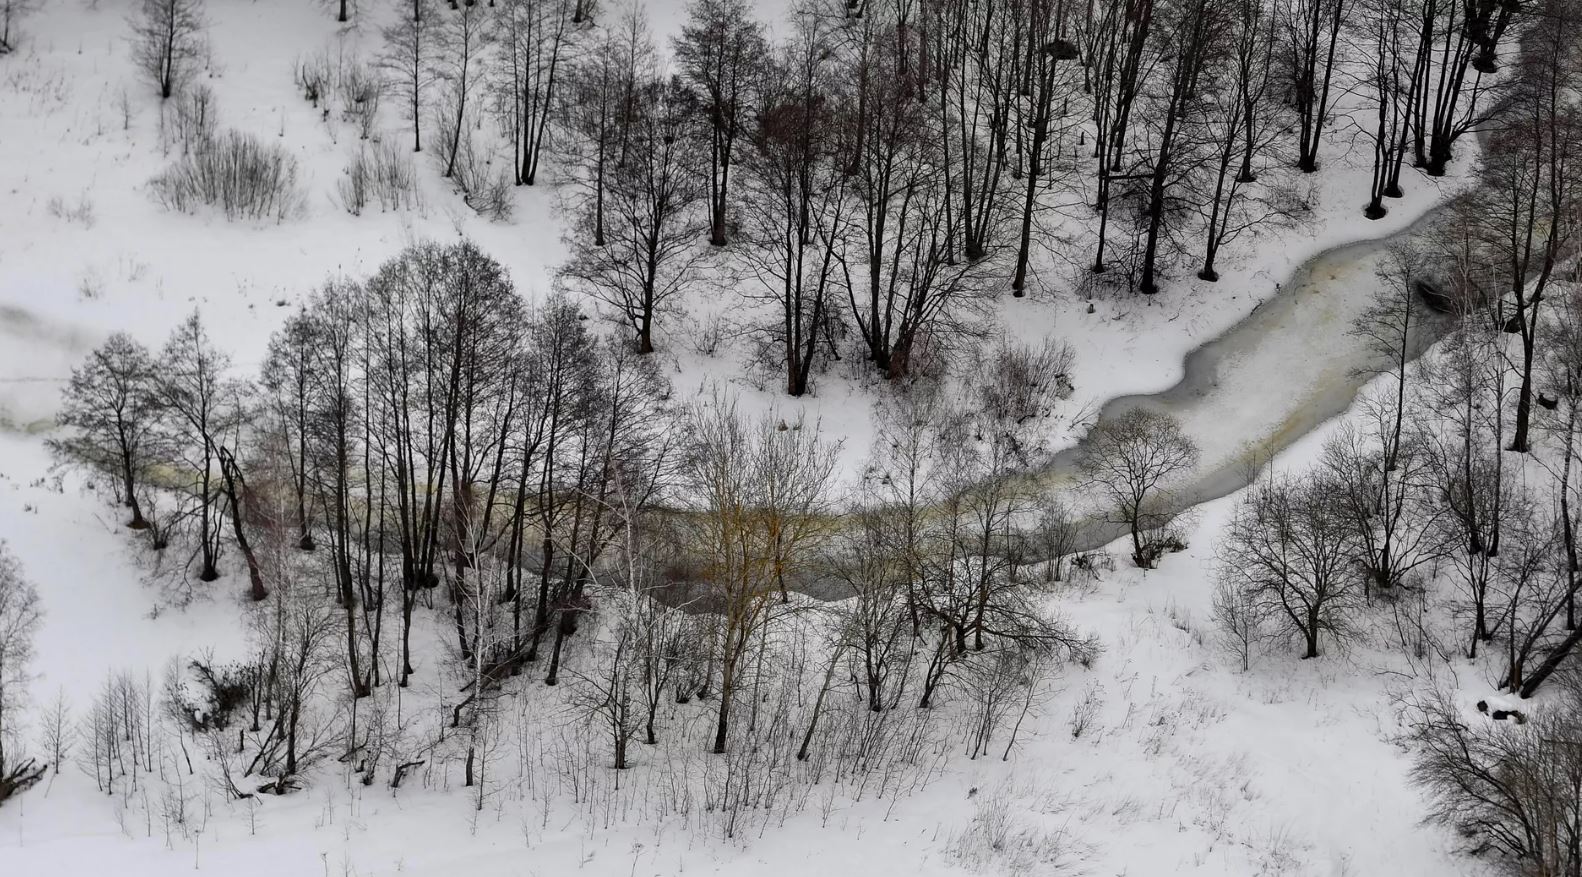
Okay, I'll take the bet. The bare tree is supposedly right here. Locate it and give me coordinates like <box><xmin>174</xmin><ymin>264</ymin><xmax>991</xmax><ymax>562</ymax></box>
<box><xmin>735</xmin><ymin>9</ymin><xmax>852</xmax><ymax>396</ymax></box>
<box><xmin>1079</xmin><ymin>407</ymin><xmax>1200</xmax><ymax>568</ymax></box>
<box><xmin>255</xmin><ymin>572</ymin><xmax>342</xmax><ymax>785</ymax></box>
<box><xmin>558</xmin><ymin>6</ymin><xmax>653</xmax><ymax>247</ymax></box>
<box><xmin>823</xmin><ymin>511</ymin><xmax>912</xmax><ymax>712</ymax></box>
<box><xmin>132</xmin><ymin>0</ymin><xmax>206</xmax><ymax>100</ymax></box>
<box><xmin>1323</xmin><ymin>246</ymin><xmax>1446</xmax><ymax>596</ymax></box>
<box><xmin>1087</xmin><ymin>0</ymin><xmax>1154</xmax><ymax>276</ymax></box>
<box><xmin>218</xmin><ymin>440</ymin><xmax>269</xmax><ymax>602</ymax></box>
<box><xmin>381</xmin><ymin>0</ymin><xmax>435</xmax><ymax>152</ymax></box>
<box><xmin>572</xmin><ymin>618</ymin><xmax>638</xmax><ymax>769</ymax></box>
<box><xmin>1418</xmin><ymin>209</ymin><xmax>1526</xmax><ymax>658</ymax></box>
<box><xmin>1011</xmin><ymin>0</ymin><xmax>1083</xmax><ymax>295</ymax></box>
<box><xmin>1518</xmin><ymin>288</ymin><xmax>1582</xmax><ymax>696</ymax></box>
<box><xmin>1358</xmin><ymin>0</ymin><xmax>1408</xmax><ymax>218</ymax></box>
<box><xmin>609</xmin><ymin>511</ymin><xmax>689</xmax><ymax>748</ymax></box>
<box><xmin>564</xmin><ymin>492</ymin><xmax>675</xmax><ymax>772</ymax></box>
<box><xmin>155</xmin><ymin>311</ymin><xmax>241</xmax><ymax>585</ymax></box>
<box><xmin>1135</xmin><ymin>0</ymin><xmax>1231</xmax><ymax>295</ymax></box>
<box><xmin>1218</xmin><ymin>470</ymin><xmax>1362</xmax><ymax>658</ymax></box>
<box><xmin>1277</xmin><ymin>0</ymin><xmax>1345</xmax><ymax>172</ymax></box>
<box><xmin>1323</xmin><ymin>416</ymin><xmax>1443</xmax><ymax>598</ymax></box>
<box><xmin>1492</xmin><ymin>496</ymin><xmax>1565</xmax><ymax>693</ymax></box>
<box><xmin>1197</xmin><ymin>0</ymin><xmax>1293</xmax><ymax>277</ymax></box>
<box><xmin>298</xmin><ymin>280</ymin><xmax>374</xmax><ymax>696</ymax></box>
<box><xmin>841</xmin><ymin>13</ymin><xmax>991</xmax><ymax>378</ymax></box>
<box><xmin>451</xmin><ymin>500</ymin><xmax>510</xmax><ymax>802</ymax></box>
<box><xmin>930</xmin><ymin>0</ymin><xmax>1018</xmax><ymax>264</ymax></box>
<box><xmin>495</xmin><ymin>0</ymin><xmax>576</xmax><ymax>185</ymax></box>
<box><xmin>1406</xmin><ymin>0</ymin><xmax>1505</xmax><ymax>177</ymax></box>
<box><xmin>867</xmin><ymin>382</ymin><xmax>950</xmax><ymax>635</ymax></box>
<box><xmin>1031</xmin><ymin>493</ymin><xmax>1079</xmax><ymax>583</ymax></box>
<box><xmin>1210</xmin><ymin>577</ymin><xmax>1264</xmax><ymax>670</ymax></box>
<box><xmin>36</xmin><ymin>689</ymin><xmax>70</xmax><ymax>776</ymax></box>
<box><xmin>261</xmin><ymin>311</ymin><xmax>320</xmax><ymax>551</ymax></box>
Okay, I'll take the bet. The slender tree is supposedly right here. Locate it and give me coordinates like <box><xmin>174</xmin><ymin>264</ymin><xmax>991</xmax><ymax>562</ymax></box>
<box><xmin>132</xmin><ymin>0</ymin><xmax>206</xmax><ymax>100</ymax></box>
<box><xmin>381</xmin><ymin>0</ymin><xmax>435</xmax><ymax>152</ymax></box>
<box><xmin>673</xmin><ymin>0</ymin><xmax>767</xmax><ymax>246</ymax></box>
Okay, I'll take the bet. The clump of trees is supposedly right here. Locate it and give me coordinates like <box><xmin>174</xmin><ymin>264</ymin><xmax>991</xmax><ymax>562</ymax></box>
<box><xmin>1181</xmin><ymin>11</ymin><xmax>1582</xmax><ymax>853</ymax></box>
<box><xmin>110</xmin><ymin>0</ymin><xmax>1520</xmax><ymax>366</ymax></box>
<box><xmin>536</xmin><ymin>0</ymin><xmax>1477</xmax><ymax>372</ymax></box>
<box><xmin>48</xmin><ymin>230</ymin><xmax>1108</xmax><ymax>832</ymax></box>
<box><xmin>58</xmin><ymin>312</ymin><xmax>252</xmax><ymax>592</ymax></box>
<box><xmin>1409</xmin><ymin>690</ymin><xmax>1582</xmax><ymax>877</ymax></box>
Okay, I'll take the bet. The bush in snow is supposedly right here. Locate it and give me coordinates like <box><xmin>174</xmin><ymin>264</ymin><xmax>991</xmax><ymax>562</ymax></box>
<box><xmin>338</xmin><ymin>141</ymin><xmax>419</xmax><ymax>215</ymax></box>
<box><xmin>336</xmin><ymin>59</ymin><xmax>382</xmax><ymax>140</ymax></box>
<box><xmin>453</xmin><ymin>135</ymin><xmax>513</xmax><ymax>222</ymax></box>
<box><xmin>950</xmin><ymin>787</ymin><xmax>1087</xmax><ymax>874</ymax></box>
<box><xmin>293</xmin><ymin>49</ymin><xmax>333</xmax><ymax>108</ymax></box>
<box><xmin>45</xmin><ymin>192</ymin><xmax>96</xmax><ymax>227</ymax></box>
<box><xmin>159</xmin><ymin>82</ymin><xmax>217</xmax><ymax>156</ymax></box>
<box><xmin>1210</xmin><ymin>577</ymin><xmax>1265</xmax><ymax>672</ymax></box>
<box><xmin>151</xmin><ymin>129</ymin><xmax>302</xmax><ymax>221</ymax></box>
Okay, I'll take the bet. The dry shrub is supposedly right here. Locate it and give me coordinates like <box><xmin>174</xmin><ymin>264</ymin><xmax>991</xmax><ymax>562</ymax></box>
<box><xmin>151</xmin><ymin>130</ymin><xmax>302</xmax><ymax>221</ymax></box>
<box><xmin>338</xmin><ymin>141</ymin><xmax>419</xmax><ymax>215</ymax></box>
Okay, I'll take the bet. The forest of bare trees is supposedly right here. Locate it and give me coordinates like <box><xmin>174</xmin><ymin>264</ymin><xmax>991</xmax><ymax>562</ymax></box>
<box><xmin>11</xmin><ymin>0</ymin><xmax>1582</xmax><ymax>870</ymax></box>
<box><xmin>27</xmin><ymin>214</ymin><xmax>1104</xmax><ymax>825</ymax></box>
<box><xmin>238</xmin><ymin>0</ymin><xmax>1519</xmax><ymax>386</ymax></box>
<box><xmin>1185</xmin><ymin>0</ymin><xmax>1582</xmax><ymax>857</ymax></box>
<box><xmin>110</xmin><ymin>0</ymin><xmax>1525</xmax><ymax>389</ymax></box>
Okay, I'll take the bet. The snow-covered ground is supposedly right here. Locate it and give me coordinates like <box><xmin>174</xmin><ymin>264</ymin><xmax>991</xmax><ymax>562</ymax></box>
<box><xmin>0</xmin><ymin>0</ymin><xmax>1511</xmax><ymax>874</ymax></box>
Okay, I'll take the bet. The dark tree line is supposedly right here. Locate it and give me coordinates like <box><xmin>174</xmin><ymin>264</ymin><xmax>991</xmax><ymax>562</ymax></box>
<box><xmin>49</xmin><ymin>238</ymin><xmax>1108</xmax><ymax>790</ymax></box>
<box><xmin>344</xmin><ymin>0</ymin><xmax>1519</xmax><ymax>396</ymax></box>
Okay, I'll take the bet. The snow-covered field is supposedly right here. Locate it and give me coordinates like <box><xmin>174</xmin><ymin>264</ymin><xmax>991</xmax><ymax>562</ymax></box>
<box><xmin>0</xmin><ymin>0</ymin><xmax>1516</xmax><ymax>874</ymax></box>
